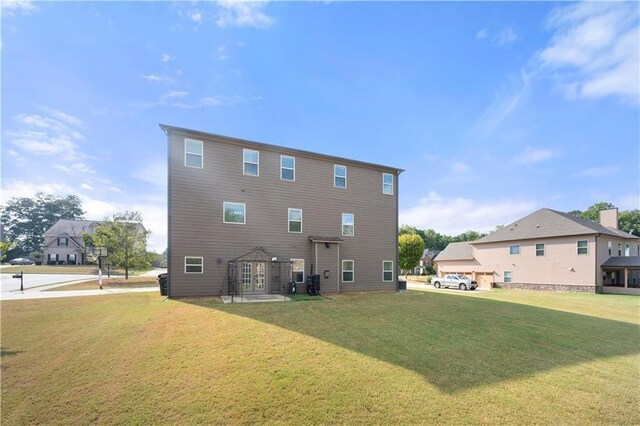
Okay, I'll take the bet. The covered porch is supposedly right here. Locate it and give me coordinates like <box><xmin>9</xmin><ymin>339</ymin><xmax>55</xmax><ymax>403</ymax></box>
<box><xmin>601</xmin><ymin>256</ymin><xmax>640</xmax><ymax>295</ymax></box>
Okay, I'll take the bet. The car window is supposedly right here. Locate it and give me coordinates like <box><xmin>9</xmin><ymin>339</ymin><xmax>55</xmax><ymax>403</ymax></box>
<box><xmin>458</xmin><ymin>275</ymin><xmax>468</xmax><ymax>279</ymax></box>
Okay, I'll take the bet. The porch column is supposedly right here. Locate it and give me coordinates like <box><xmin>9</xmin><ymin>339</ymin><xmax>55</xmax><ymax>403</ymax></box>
<box><xmin>624</xmin><ymin>268</ymin><xmax>628</xmax><ymax>288</ymax></box>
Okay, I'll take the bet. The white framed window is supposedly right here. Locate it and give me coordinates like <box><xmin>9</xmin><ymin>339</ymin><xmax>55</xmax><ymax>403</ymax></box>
<box><xmin>223</xmin><ymin>202</ymin><xmax>246</xmax><ymax>224</ymax></box>
<box><xmin>185</xmin><ymin>257</ymin><xmax>203</xmax><ymax>274</ymax></box>
<box><xmin>577</xmin><ymin>240</ymin><xmax>588</xmax><ymax>255</ymax></box>
<box><xmin>281</xmin><ymin>155</ymin><xmax>295</xmax><ymax>181</ymax></box>
<box><xmin>504</xmin><ymin>271</ymin><xmax>512</xmax><ymax>283</ymax></box>
<box><xmin>241</xmin><ymin>262</ymin><xmax>251</xmax><ymax>291</ymax></box>
<box><xmin>618</xmin><ymin>243</ymin><xmax>622</xmax><ymax>256</ymax></box>
<box><xmin>342</xmin><ymin>260</ymin><xmax>354</xmax><ymax>282</ymax></box>
<box><xmin>334</xmin><ymin>165</ymin><xmax>347</xmax><ymax>188</ymax></box>
<box><xmin>243</xmin><ymin>149</ymin><xmax>259</xmax><ymax>176</ymax></box>
<box><xmin>58</xmin><ymin>237</ymin><xmax>68</xmax><ymax>247</ymax></box>
<box><xmin>68</xmin><ymin>254</ymin><xmax>76</xmax><ymax>263</ymax></box>
<box><xmin>185</xmin><ymin>138</ymin><xmax>203</xmax><ymax>168</ymax></box>
<box><xmin>625</xmin><ymin>243</ymin><xmax>630</xmax><ymax>257</ymax></box>
<box><xmin>382</xmin><ymin>173</ymin><xmax>393</xmax><ymax>195</ymax></box>
<box><xmin>288</xmin><ymin>208</ymin><xmax>302</xmax><ymax>233</ymax></box>
<box><xmin>49</xmin><ymin>253</ymin><xmax>58</xmax><ymax>262</ymax></box>
<box><xmin>383</xmin><ymin>260</ymin><xmax>393</xmax><ymax>282</ymax></box>
<box><xmin>291</xmin><ymin>259</ymin><xmax>304</xmax><ymax>283</ymax></box>
<box><xmin>509</xmin><ymin>245</ymin><xmax>520</xmax><ymax>255</ymax></box>
<box><xmin>608</xmin><ymin>241</ymin><xmax>612</xmax><ymax>256</ymax></box>
<box><xmin>535</xmin><ymin>243</ymin><xmax>545</xmax><ymax>257</ymax></box>
<box><xmin>342</xmin><ymin>213</ymin><xmax>354</xmax><ymax>236</ymax></box>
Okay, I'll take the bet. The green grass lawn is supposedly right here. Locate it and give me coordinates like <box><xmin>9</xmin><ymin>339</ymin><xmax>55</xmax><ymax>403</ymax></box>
<box><xmin>1</xmin><ymin>290</ymin><xmax>638</xmax><ymax>424</ymax></box>
<box><xmin>45</xmin><ymin>277</ymin><xmax>159</xmax><ymax>291</ymax></box>
<box><xmin>0</xmin><ymin>264</ymin><xmax>153</xmax><ymax>275</ymax></box>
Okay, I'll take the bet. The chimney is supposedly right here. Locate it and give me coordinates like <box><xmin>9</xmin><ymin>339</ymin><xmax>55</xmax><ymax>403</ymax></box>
<box><xmin>599</xmin><ymin>208</ymin><xmax>618</xmax><ymax>229</ymax></box>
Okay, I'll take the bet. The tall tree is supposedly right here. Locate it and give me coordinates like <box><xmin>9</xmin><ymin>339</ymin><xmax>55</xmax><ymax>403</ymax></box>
<box><xmin>398</xmin><ymin>233</ymin><xmax>425</xmax><ymax>277</ymax></box>
<box><xmin>619</xmin><ymin>210</ymin><xmax>640</xmax><ymax>236</ymax></box>
<box><xmin>0</xmin><ymin>193</ymin><xmax>84</xmax><ymax>257</ymax></box>
<box><xmin>88</xmin><ymin>211</ymin><xmax>150</xmax><ymax>279</ymax></box>
<box><xmin>570</xmin><ymin>202</ymin><xmax>617</xmax><ymax>222</ymax></box>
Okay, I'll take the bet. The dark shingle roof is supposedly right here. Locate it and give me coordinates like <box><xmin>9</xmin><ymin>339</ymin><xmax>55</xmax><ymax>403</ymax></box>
<box><xmin>472</xmin><ymin>208</ymin><xmax>639</xmax><ymax>244</ymax></box>
<box><xmin>602</xmin><ymin>256</ymin><xmax>640</xmax><ymax>268</ymax></box>
<box><xmin>44</xmin><ymin>220</ymin><xmax>101</xmax><ymax>237</ymax></box>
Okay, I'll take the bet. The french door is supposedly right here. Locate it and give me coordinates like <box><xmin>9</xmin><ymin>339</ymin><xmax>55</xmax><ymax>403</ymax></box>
<box><xmin>241</xmin><ymin>261</ymin><xmax>267</xmax><ymax>293</ymax></box>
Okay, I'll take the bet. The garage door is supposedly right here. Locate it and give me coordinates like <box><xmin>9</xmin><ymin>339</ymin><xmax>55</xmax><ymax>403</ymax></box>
<box><xmin>475</xmin><ymin>273</ymin><xmax>494</xmax><ymax>289</ymax></box>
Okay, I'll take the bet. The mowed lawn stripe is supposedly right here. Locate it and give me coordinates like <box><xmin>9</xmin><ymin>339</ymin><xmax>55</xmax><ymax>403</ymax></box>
<box><xmin>1</xmin><ymin>290</ymin><xmax>638</xmax><ymax>424</ymax></box>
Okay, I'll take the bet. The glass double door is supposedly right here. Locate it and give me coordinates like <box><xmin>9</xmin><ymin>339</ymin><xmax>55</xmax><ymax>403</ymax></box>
<box><xmin>241</xmin><ymin>261</ymin><xmax>266</xmax><ymax>294</ymax></box>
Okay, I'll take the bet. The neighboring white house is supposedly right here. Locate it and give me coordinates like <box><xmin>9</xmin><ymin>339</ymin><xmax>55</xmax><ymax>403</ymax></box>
<box><xmin>434</xmin><ymin>208</ymin><xmax>640</xmax><ymax>295</ymax></box>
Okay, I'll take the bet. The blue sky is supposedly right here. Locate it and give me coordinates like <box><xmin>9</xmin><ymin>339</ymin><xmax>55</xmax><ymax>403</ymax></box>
<box><xmin>2</xmin><ymin>1</ymin><xmax>639</xmax><ymax>252</ymax></box>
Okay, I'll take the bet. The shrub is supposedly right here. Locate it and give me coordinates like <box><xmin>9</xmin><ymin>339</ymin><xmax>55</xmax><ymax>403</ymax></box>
<box><xmin>426</xmin><ymin>276</ymin><xmax>432</xmax><ymax>284</ymax></box>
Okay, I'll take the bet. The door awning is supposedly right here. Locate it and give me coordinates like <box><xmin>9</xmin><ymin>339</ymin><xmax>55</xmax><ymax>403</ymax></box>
<box><xmin>308</xmin><ymin>236</ymin><xmax>343</xmax><ymax>244</ymax></box>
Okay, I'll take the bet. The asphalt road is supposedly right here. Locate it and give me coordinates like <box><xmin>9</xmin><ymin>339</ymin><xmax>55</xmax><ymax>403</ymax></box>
<box><xmin>0</xmin><ymin>273</ymin><xmax>96</xmax><ymax>293</ymax></box>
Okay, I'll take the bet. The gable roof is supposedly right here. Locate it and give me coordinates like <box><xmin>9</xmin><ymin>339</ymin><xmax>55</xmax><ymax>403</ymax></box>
<box><xmin>422</xmin><ymin>248</ymin><xmax>441</xmax><ymax>258</ymax></box>
<box><xmin>433</xmin><ymin>242</ymin><xmax>474</xmax><ymax>261</ymax></box>
<box><xmin>44</xmin><ymin>220</ymin><xmax>101</xmax><ymax>237</ymax></box>
<box><xmin>472</xmin><ymin>208</ymin><xmax>639</xmax><ymax>244</ymax></box>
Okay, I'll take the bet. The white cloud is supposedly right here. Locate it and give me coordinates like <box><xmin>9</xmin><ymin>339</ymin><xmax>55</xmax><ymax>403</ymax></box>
<box><xmin>161</xmin><ymin>53</ymin><xmax>174</xmax><ymax>62</ymax></box>
<box><xmin>495</xmin><ymin>27</ymin><xmax>518</xmax><ymax>46</ymax></box>
<box><xmin>6</xmin><ymin>109</ymin><xmax>96</xmax><ymax>179</ymax></box>
<box><xmin>476</xmin><ymin>29</ymin><xmax>487</xmax><ymax>40</ymax></box>
<box><xmin>218</xmin><ymin>54</ymin><xmax>228</xmax><ymax>61</ymax></box>
<box><xmin>131</xmin><ymin>159</ymin><xmax>167</xmax><ymax>188</ymax></box>
<box><xmin>1</xmin><ymin>0</ymin><xmax>36</xmax><ymax>17</ymax></box>
<box><xmin>572</xmin><ymin>166</ymin><xmax>618</xmax><ymax>178</ymax></box>
<box><xmin>163</xmin><ymin>90</ymin><xmax>189</xmax><ymax>98</ymax></box>
<box><xmin>81</xmin><ymin>183</ymin><xmax>94</xmax><ymax>190</ymax></box>
<box><xmin>452</xmin><ymin>162</ymin><xmax>469</xmax><ymax>173</ymax></box>
<box><xmin>189</xmin><ymin>9</ymin><xmax>203</xmax><ymax>23</ymax></box>
<box><xmin>473</xmin><ymin>69</ymin><xmax>532</xmax><ymax>135</ymax></box>
<box><xmin>515</xmin><ymin>148</ymin><xmax>561</xmax><ymax>164</ymax></box>
<box><xmin>6</xmin><ymin>150</ymin><xmax>19</xmax><ymax>157</ymax></box>
<box><xmin>172</xmin><ymin>95</ymin><xmax>241</xmax><ymax>109</ymax></box>
<box><xmin>140</xmin><ymin>74</ymin><xmax>175</xmax><ymax>84</ymax></box>
<box><xmin>400</xmin><ymin>192</ymin><xmax>537</xmax><ymax>235</ymax></box>
<box><xmin>236</xmin><ymin>41</ymin><xmax>246</xmax><ymax>47</ymax></box>
<box><xmin>539</xmin><ymin>2</ymin><xmax>639</xmax><ymax>103</ymax></box>
<box><xmin>216</xmin><ymin>1</ymin><xmax>275</xmax><ymax>29</ymax></box>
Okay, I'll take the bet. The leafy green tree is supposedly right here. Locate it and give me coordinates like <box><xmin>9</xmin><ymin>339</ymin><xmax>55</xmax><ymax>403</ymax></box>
<box><xmin>619</xmin><ymin>210</ymin><xmax>640</xmax><ymax>236</ymax></box>
<box><xmin>399</xmin><ymin>233</ymin><xmax>425</xmax><ymax>277</ymax></box>
<box><xmin>0</xmin><ymin>193</ymin><xmax>84</xmax><ymax>257</ymax></box>
<box><xmin>0</xmin><ymin>241</ymin><xmax>16</xmax><ymax>262</ymax></box>
<box><xmin>570</xmin><ymin>202</ymin><xmax>617</xmax><ymax>222</ymax></box>
<box><xmin>90</xmin><ymin>211</ymin><xmax>150</xmax><ymax>279</ymax></box>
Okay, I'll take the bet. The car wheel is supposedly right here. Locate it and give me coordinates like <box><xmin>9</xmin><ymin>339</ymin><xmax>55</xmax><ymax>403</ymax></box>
<box><xmin>434</xmin><ymin>282</ymin><xmax>441</xmax><ymax>289</ymax></box>
<box><xmin>459</xmin><ymin>283</ymin><xmax>467</xmax><ymax>291</ymax></box>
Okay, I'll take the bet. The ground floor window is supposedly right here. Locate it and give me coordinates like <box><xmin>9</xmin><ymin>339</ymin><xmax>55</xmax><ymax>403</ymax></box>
<box><xmin>383</xmin><ymin>260</ymin><xmax>393</xmax><ymax>282</ymax></box>
<box><xmin>291</xmin><ymin>259</ymin><xmax>304</xmax><ymax>283</ymax></box>
<box><xmin>504</xmin><ymin>271</ymin><xmax>512</xmax><ymax>283</ymax></box>
<box><xmin>342</xmin><ymin>260</ymin><xmax>354</xmax><ymax>282</ymax></box>
<box><xmin>67</xmin><ymin>254</ymin><xmax>77</xmax><ymax>265</ymax></box>
<box><xmin>48</xmin><ymin>253</ymin><xmax>58</xmax><ymax>264</ymax></box>
<box><xmin>185</xmin><ymin>257</ymin><xmax>203</xmax><ymax>274</ymax></box>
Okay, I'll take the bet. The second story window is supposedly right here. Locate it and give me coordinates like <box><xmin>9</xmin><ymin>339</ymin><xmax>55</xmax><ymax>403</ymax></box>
<box><xmin>342</xmin><ymin>213</ymin><xmax>354</xmax><ymax>236</ymax></box>
<box><xmin>281</xmin><ymin>156</ymin><xmax>295</xmax><ymax>181</ymax></box>
<box><xmin>58</xmin><ymin>237</ymin><xmax>68</xmax><ymax>247</ymax></box>
<box><xmin>288</xmin><ymin>208</ymin><xmax>302</xmax><ymax>233</ymax></box>
<box><xmin>509</xmin><ymin>245</ymin><xmax>520</xmax><ymax>255</ymax></box>
<box><xmin>334</xmin><ymin>165</ymin><xmax>346</xmax><ymax>188</ymax></box>
<box><xmin>224</xmin><ymin>202</ymin><xmax>246</xmax><ymax>224</ymax></box>
<box><xmin>382</xmin><ymin>173</ymin><xmax>393</xmax><ymax>195</ymax></box>
<box><xmin>608</xmin><ymin>241</ymin><xmax>612</xmax><ymax>256</ymax></box>
<box><xmin>536</xmin><ymin>243</ymin><xmax>545</xmax><ymax>256</ymax></box>
<box><xmin>577</xmin><ymin>240</ymin><xmax>588</xmax><ymax>255</ymax></box>
<box><xmin>243</xmin><ymin>149</ymin><xmax>259</xmax><ymax>176</ymax></box>
<box><xmin>185</xmin><ymin>138</ymin><xmax>203</xmax><ymax>168</ymax></box>
<box><xmin>625</xmin><ymin>243</ymin><xmax>630</xmax><ymax>257</ymax></box>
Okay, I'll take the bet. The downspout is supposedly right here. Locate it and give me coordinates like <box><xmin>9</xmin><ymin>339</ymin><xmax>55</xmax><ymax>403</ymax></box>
<box><xmin>162</xmin><ymin>125</ymin><xmax>172</xmax><ymax>298</ymax></box>
<box><xmin>396</xmin><ymin>169</ymin><xmax>402</xmax><ymax>290</ymax></box>
<box><xmin>594</xmin><ymin>234</ymin><xmax>600</xmax><ymax>293</ymax></box>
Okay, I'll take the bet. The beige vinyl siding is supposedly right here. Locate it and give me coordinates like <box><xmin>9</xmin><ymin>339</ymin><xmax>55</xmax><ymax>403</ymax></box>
<box><xmin>167</xmin><ymin>130</ymin><xmax>398</xmax><ymax>296</ymax></box>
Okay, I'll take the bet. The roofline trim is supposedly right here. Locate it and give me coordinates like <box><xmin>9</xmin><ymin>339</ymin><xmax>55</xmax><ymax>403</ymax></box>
<box><xmin>159</xmin><ymin>123</ymin><xmax>405</xmax><ymax>173</ymax></box>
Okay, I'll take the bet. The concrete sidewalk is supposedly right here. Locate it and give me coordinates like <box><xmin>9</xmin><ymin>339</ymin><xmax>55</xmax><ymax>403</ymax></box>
<box><xmin>1</xmin><ymin>286</ymin><xmax>159</xmax><ymax>301</ymax></box>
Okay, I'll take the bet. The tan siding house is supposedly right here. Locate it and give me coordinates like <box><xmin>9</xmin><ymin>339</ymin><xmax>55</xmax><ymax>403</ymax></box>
<box><xmin>162</xmin><ymin>124</ymin><xmax>403</xmax><ymax>298</ymax></box>
<box><xmin>42</xmin><ymin>219</ymin><xmax>101</xmax><ymax>265</ymax></box>
<box><xmin>434</xmin><ymin>208</ymin><xmax>640</xmax><ymax>294</ymax></box>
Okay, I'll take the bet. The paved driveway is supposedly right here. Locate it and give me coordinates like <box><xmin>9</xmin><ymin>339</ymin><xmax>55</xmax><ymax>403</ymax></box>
<box><xmin>0</xmin><ymin>273</ymin><xmax>96</xmax><ymax>293</ymax></box>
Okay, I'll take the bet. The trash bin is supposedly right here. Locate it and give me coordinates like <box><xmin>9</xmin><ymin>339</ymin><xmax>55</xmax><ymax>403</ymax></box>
<box><xmin>397</xmin><ymin>279</ymin><xmax>407</xmax><ymax>291</ymax></box>
<box><xmin>158</xmin><ymin>273</ymin><xmax>168</xmax><ymax>296</ymax></box>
